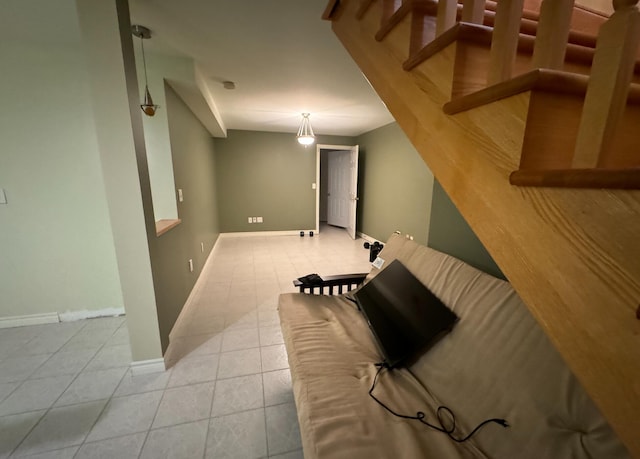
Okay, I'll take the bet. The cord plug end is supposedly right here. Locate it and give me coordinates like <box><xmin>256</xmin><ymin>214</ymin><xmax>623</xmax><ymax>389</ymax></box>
<box><xmin>496</xmin><ymin>419</ymin><xmax>509</xmax><ymax>428</ymax></box>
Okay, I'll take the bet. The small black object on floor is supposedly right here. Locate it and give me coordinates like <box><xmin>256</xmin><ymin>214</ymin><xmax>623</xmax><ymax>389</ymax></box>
<box><xmin>364</xmin><ymin>241</ymin><xmax>384</xmax><ymax>262</ymax></box>
<box><xmin>297</xmin><ymin>273</ymin><xmax>323</xmax><ymax>285</ymax></box>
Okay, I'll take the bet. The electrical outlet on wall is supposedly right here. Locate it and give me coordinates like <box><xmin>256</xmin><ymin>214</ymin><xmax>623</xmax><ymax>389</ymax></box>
<box><xmin>257</xmin><ymin>217</ymin><xmax>263</xmax><ymax>223</ymax></box>
<box><xmin>252</xmin><ymin>217</ymin><xmax>257</xmax><ymax>223</ymax></box>
<box><xmin>248</xmin><ymin>217</ymin><xmax>253</xmax><ymax>224</ymax></box>
<box><xmin>188</xmin><ymin>259</ymin><xmax>194</xmax><ymax>272</ymax></box>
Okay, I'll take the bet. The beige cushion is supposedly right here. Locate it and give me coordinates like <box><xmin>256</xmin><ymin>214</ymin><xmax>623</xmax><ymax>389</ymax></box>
<box><xmin>279</xmin><ymin>234</ymin><xmax>629</xmax><ymax>458</ymax></box>
<box><xmin>279</xmin><ymin>293</ymin><xmax>482</xmax><ymax>459</ymax></box>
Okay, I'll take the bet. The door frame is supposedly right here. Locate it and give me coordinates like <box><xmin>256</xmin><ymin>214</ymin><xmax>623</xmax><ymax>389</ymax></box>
<box><xmin>315</xmin><ymin>144</ymin><xmax>358</xmax><ymax>235</ymax></box>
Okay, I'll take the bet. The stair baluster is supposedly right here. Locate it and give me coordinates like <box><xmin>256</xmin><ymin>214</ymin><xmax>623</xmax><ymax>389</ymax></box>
<box><xmin>409</xmin><ymin>0</ymin><xmax>438</xmax><ymax>55</ymax></box>
<box><xmin>488</xmin><ymin>0</ymin><xmax>526</xmax><ymax>84</ymax></box>
<box><xmin>462</xmin><ymin>0</ymin><xmax>486</xmax><ymax>24</ymax></box>
<box><xmin>436</xmin><ymin>0</ymin><xmax>458</xmax><ymax>35</ymax></box>
<box><xmin>573</xmin><ymin>0</ymin><xmax>640</xmax><ymax>168</ymax></box>
<box><xmin>532</xmin><ymin>0</ymin><xmax>575</xmax><ymax>69</ymax></box>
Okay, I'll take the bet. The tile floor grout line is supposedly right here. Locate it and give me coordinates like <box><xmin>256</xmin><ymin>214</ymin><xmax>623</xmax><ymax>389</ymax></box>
<box><xmin>65</xmin><ymin>390</ymin><xmax>167</xmax><ymax>457</ymax></box>
<box><xmin>7</xmin><ymin>407</ymin><xmax>48</xmax><ymax>458</ymax></box>
<box><xmin>4</xmin><ymin>322</ymin><xmax>124</xmax><ymax>458</ymax></box>
<box><xmin>202</xmin><ymin>379</ymin><xmax>216</xmax><ymax>459</ymax></box>
<box><xmin>27</xmin><ymin>322</ymin><xmax>125</xmax><ymax>455</ymax></box>
<box><xmin>263</xmin><ymin>405</ymin><xmax>270</xmax><ymax>458</ymax></box>
<box><xmin>0</xmin><ymin>378</ymin><xmax>27</xmax><ymax>414</ymax></box>
<box><xmin>71</xmin><ymin>425</ymin><xmax>146</xmax><ymax>457</ymax></box>
<box><xmin>136</xmin><ymin>385</ymin><xmax>169</xmax><ymax>459</ymax></box>
<box><xmin>69</xmin><ymin>363</ymin><xmax>130</xmax><ymax>457</ymax></box>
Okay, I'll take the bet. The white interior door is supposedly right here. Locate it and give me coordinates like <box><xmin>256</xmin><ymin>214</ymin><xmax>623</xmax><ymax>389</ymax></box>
<box><xmin>347</xmin><ymin>145</ymin><xmax>359</xmax><ymax>239</ymax></box>
<box><xmin>327</xmin><ymin>151</ymin><xmax>350</xmax><ymax>228</ymax></box>
<box><xmin>318</xmin><ymin>144</ymin><xmax>359</xmax><ymax>238</ymax></box>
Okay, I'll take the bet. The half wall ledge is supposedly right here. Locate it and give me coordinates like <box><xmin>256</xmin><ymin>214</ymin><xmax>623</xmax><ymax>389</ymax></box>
<box><xmin>155</xmin><ymin>219</ymin><xmax>181</xmax><ymax>237</ymax></box>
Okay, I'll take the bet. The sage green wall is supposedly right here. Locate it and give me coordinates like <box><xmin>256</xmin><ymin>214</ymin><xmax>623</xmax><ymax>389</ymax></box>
<box><xmin>77</xmin><ymin>0</ymin><xmax>163</xmax><ymax>361</ymax></box>
<box><xmin>0</xmin><ymin>38</ymin><xmax>123</xmax><ymax>318</ymax></box>
<box><xmin>356</xmin><ymin>123</ymin><xmax>433</xmax><ymax>245</ymax></box>
<box><xmin>428</xmin><ymin>180</ymin><xmax>504</xmax><ymax>279</ymax></box>
<box><xmin>214</xmin><ymin>130</ymin><xmax>354</xmax><ymax>232</ymax></box>
<box><xmin>134</xmin><ymin>51</ymin><xmax>194</xmax><ymax>221</ymax></box>
<box><xmin>148</xmin><ymin>84</ymin><xmax>221</xmax><ymax>352</ymax></box>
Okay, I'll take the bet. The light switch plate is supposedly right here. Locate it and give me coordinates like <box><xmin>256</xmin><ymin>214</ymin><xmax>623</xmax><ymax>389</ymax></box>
<box><xmin>177</xmin><ymin>189</ymin><xmax>184</xmax><ymax>202</ymax></box>
<box><xmin>0</xmin><ymin>189</ymin><xmax>6</xmax><ymax>204</ymax></box>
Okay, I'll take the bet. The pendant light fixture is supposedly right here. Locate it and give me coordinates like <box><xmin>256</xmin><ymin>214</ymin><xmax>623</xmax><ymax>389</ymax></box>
<box><xmin>297</xmin><ymin>113</ymin><xmax>315</xmax><ymax>146</ymax></box>
<box><xmin>131</xmin><ymin>25</ymin><xmax>159</xmax><ymax>117</ymax></box>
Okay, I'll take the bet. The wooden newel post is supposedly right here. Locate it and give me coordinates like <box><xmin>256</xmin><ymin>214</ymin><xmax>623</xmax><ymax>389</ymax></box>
<box><xmin>532</xmin><ymin>0</ymin><xmax>575</xmax><ymax>70</ymax></box>
<box><xmin>573</xmin><ymin>0</ymin><xmax>640</xmax><ymax>168</ymax></box>
<box><xmin>487</xmin><ymin>0</ymin><xmax>525</xmax><ymax>85</ymax></box>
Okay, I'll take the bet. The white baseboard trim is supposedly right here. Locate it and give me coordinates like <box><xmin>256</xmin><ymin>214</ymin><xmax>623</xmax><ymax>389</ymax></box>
<box><xmin>357</xmin><ymin>232</ymin><xmax>380</xmax><ymax>244</ymax></box>
<box><xmin>220</xmin><ymin>230</ymin><xmax>315</xmax><ymax>238</ymax></box>
<box><xmin>0</xmin><ymin>312</ymin><xmax>60</xmax><ymax>329</ymax></box>
<box><xmin>130</xmin><ymin>358</ymin><xmax>166</xmax><ymax>375</ymax></box>
<box><xmin>0</xmin><ymin>307</ymin><xmax>126</xmax><ymax>329</ymax></box>
<box><xmin>58</xmin><ymin>307</ymin><xmax>125</xmax><ymax>322</ymax></box>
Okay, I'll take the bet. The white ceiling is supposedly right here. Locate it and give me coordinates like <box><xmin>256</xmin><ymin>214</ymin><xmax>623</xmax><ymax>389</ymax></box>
<box><xmin>128</xmin><ymin>0</ymin><xmax>393</xmax><ymax>137</ymax></box>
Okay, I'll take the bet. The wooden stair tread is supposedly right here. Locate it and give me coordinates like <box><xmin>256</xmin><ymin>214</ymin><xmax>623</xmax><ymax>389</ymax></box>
<box><xmin>475</xmin><ymin>1</ymin><xmax>598</xmax><ymax>48</ymax></box>
<box><xmin>482</xmin><ymin>10</ymin><xmax>597</xmax><ymax>48</ymax></box>
<box><xmin>403</xmin><ymin>20</ymin><xmax>640</xmax><ymax>76</ymax></box>
<box><xmin>444</xmin><ymin>68</ymin><xmax>640</xmax><ymax>115</ymax></box>
<box><xmin>375</xmin><ymin>0</ymin><xmax>565</xmax><ymax>44</ymax></box>
<box><xmin>510</xmin><ymin>167</ymin><xmax>640</xmax><ymax>188</ymax></box>
<box><xmin>378</xmin><ymin>1</ymin><xmax>598</xmax><ymax>48</ymax></box>
<box><xmin>403</xmin><ymin>22</ymin><xmax>583</xmax><ymax>70</ymax></box>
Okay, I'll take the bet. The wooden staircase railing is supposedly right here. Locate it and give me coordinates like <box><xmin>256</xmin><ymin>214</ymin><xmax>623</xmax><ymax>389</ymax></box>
<box><xmin>511</xmin><ymin>0</ymin><xmax>640</xmax><ymax>187</ymax></box>
<box><xmin>323</xmin><ymin>0</ymin><xmax>640</xmax><ymax>455</ymax></box>
<box><xmin>392</xmin><ymin>0</ymin><xmax>640</xmax><ymax>187</ymax></box>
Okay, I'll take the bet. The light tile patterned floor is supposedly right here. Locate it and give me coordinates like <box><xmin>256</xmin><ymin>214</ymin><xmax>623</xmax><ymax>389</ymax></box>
<box><xmin>0</xmin><ymin>225</ymin><xmax>372</xmax><ymax>458</ymax></box>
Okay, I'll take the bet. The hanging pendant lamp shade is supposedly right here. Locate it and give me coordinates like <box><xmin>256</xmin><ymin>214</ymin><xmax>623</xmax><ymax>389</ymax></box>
<box><xmin>297</xmin><ymin>113</ymin><xmax>315</xmax><ymax>146</ymax></box>
<box><xmin>141</xmin><ymin>86</ymin><xmax>157</xmax><ymax>116</ymax></box>
<box><xmin>132</xmin><ymin>25</ymin><xmax>159</xmax><ymax>117</ymax></box>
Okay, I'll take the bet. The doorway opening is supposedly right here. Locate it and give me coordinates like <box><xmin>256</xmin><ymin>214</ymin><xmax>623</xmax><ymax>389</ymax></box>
<box><xmin>315</xmin><ymin>144</ymin><xmax>359</xmax><ymax>239</ymax></box>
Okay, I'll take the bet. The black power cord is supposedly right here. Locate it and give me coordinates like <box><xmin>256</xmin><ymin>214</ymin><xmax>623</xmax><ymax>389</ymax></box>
<box><xmin>369</xmin><ymin>362</ymin><xmax>509</xmax><ymax>443</ymax></box>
